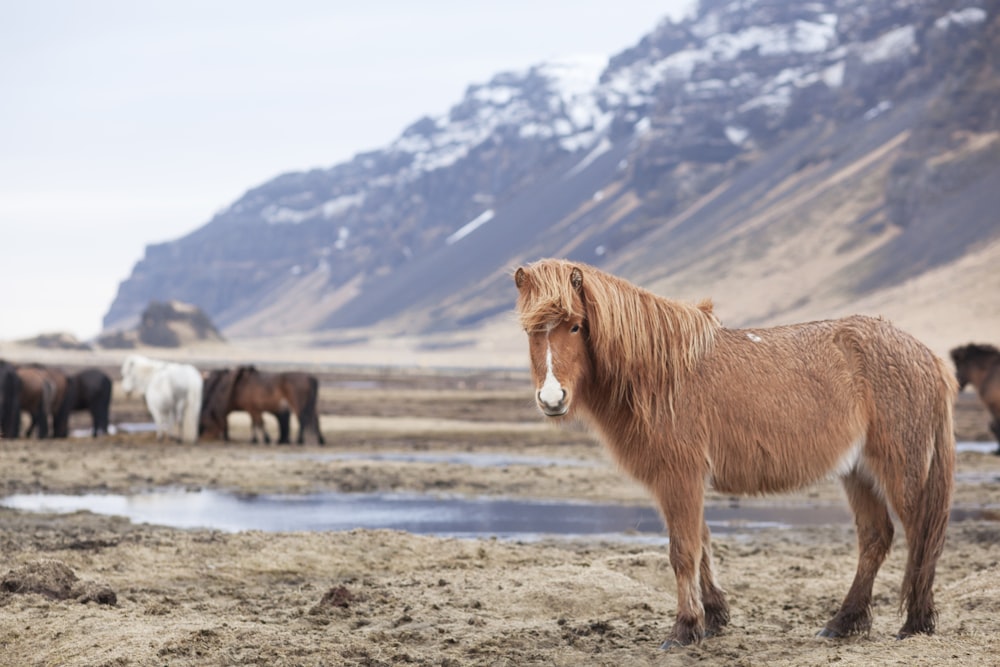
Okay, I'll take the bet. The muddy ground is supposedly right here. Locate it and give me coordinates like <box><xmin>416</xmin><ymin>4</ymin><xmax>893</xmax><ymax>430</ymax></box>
<box><xmin>2</xmin><ymin>365</ymin><xmax>999</xmax><ymax>666</ymax></box>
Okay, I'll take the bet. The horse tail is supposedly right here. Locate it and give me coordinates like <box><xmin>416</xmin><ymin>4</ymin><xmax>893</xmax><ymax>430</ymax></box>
<box><xmin>182</xmin><ymin>371</ymin><xmax>203</xmax><ymax>444</ymax></box>
<box><xmin>52</xmin><ymin>375</ymin><xmax>75</xmax><ymax>438</ymax></box>
<box><xmin>899</xmin><ymin>354</ymin><xmax>956</xmax><ymax>635</ymax></box>
<box><xmin>300</xmin><ymin>375</ymin><xmax>323</xmax><ymax>445</ymax></box>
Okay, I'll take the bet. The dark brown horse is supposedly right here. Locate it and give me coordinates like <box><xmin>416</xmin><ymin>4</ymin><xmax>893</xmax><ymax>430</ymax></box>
<box><xmin>951</xmin><ymin>343</ymin><xmax>1000</xmax><ymax>454</ymax></box>
<box><xmin>16</xmin><ymin>364</ymin><xmax>70</xmax><ymax>439</ymax></box>
<box><xmin>276</xmin><ymin>370</ymin><xmax>325</xmax><ymax>445</ymax></box>
<box><xmin>200</xmin><ymin>368</ymin><xmax>285</xmax><ymax>443</ymax></box>
<box><xmin>514</xmin><ymin>259</ymin><xmax>955</xmax><ymax>648</ymax></box>
<box><xmin>200</xmin><ymin>366</ymin><xmax>324</xmax><ymax>445</ymax></box>
<box><xmin>0</xmin><ymin>360</ymin><xmax>22</xmax><ymax>438</ymax></box>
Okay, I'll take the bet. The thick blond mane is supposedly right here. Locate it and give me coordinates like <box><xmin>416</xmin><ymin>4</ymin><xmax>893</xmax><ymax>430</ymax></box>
<box><xmin>516</xmin><ymin>259</ymin><xmax>720</xmax><ymax>422</ymax></box>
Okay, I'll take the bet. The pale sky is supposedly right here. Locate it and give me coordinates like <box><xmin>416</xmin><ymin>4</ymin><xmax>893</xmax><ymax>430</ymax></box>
<box><xmin>0</xmin><ymin>1</ymin><xmax>695</xmax><ymax>341</ymax></box>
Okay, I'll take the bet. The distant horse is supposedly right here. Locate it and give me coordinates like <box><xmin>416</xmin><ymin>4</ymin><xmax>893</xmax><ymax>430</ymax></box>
<box><xmin>200</xmin><ymin>367</ymin><xmax>290</xmax><ymax>444</ymax></box>
<box><xmin>514</xmin><ymin>259</ymin><xmax>955</xmax><ymax>647</ymax></box>
<box><xmin>950</xmin><ymin>343</ymin><xmax>1000</xmax><ymax>455</ymax></box>
<box><xmin>17</xmin><ymin>364</ymin><xmax>70</xmax><ymax>439</ymax></box>
<box><xmin>0</xmin><ymin>360</ymin><xmax>22</xmax><ymax>438</ymax></box>
<box><xmin>200</xmin><ymin>366</ymin><xmax>323</xmax><ymax>445</ymax></box>
<box><xmin>62</xmin><ymin>368</ymin><xmax>113</xmax><ymax>437</ymax></box>
<box><xmin>276</xmin><ymin>369</ymin><xmax>325</xmax><ymax>445</ymax></box>
<box><xmin>121</xmin><ymin>354</ymin><xmax>202</xmax><ymax>443</ymax></box>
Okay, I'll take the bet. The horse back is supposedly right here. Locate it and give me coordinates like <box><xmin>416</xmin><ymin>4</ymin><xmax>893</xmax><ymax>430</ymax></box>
<box><xmin>687</xmin><ymin>316</ymin><xmax>952</xmax><ymax>495</ymax></box>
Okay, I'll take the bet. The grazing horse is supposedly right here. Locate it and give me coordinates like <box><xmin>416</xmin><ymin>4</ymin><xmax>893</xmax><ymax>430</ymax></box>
<box><xmin>200</xmin><ymin>366</ymin><xmax>323</xmax><ymax>445</ymax></box>
<box><xmin>514</xmin><ymin>259</ymin><xmax>956</xmax><ymax>648</ymax></box>
<box><xmin>16</xmin><ymin>364</ymin><xmax>70</xmax><ymax>439</ymax></box>
<box><xmin>199</xmin><ymin>367</ymin><xmax>291</xmax><ymax>444</ymax></box>
<box><xmin>950</xmin><ymin>343</ymin><xmax>1000</xmax><ymax>455</ymax></box>
<box><xmin>276</xmin><ymin>370</ymin><xmax>325</xmax><ymax>445</ymax></box>
<box><xmin>0</xmin><ymin>360</ymin><xmax>22</xmax><ymax>438</ymax></box>
<box><xmin>63</xmin><ymin>368</ymin><xmax>113</xmax><ymax>437</ymax></box>
<box><xmin>121</xmin><ymin>354</ymin><xmax>202</xmax><ymax>443</ymax></box>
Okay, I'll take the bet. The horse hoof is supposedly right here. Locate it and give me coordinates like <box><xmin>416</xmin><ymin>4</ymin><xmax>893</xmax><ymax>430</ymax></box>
<box><xmin>659</xmin><ymin>639</ymin><xmax>689</xmax><ymax>650</ymax></box>
<box><xmin>816</xmin><ymin>627</ymin><xmax>842</xmax><ymax>639</ymax></box>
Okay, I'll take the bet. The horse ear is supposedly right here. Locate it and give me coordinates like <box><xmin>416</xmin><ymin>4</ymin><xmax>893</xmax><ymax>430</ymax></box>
<box><xmin>570</xmin><ymin>267</ymin><xmax>583</xmax><ymax>292</ymax></box>
<box><xmin>514</xmin><ymin>267</ymin><xmax>528</xmax><ymax>290</ymax></box>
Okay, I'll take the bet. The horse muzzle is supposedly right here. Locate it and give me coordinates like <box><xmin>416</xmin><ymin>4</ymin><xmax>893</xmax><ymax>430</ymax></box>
<box><xmin>536</xmin><ymin>388</ymin><xmax>569</xmax><ymax>417</ymax></box>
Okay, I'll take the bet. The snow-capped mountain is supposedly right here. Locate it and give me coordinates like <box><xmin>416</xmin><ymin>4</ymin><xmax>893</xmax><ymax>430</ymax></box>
<box><xmin>104</xmin><ymin>0</ymin><xmax>1000</xmax><ymax>350</ymax></box>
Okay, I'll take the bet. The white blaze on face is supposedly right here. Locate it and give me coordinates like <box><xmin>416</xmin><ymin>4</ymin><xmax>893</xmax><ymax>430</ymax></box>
<box><xmin>537</xmin><ymin>339</ymin><xmax>564</xmax><ymax>408</ymax></box>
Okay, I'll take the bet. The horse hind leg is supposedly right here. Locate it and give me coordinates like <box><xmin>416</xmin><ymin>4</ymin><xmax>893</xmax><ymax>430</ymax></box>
<box><xmin>990</xmin><ymin>418</ymin><xmax>1000</xmax><ymax>455</ymax></box>
<box><xmin>896</xmin><ymin>436</ymin><xmax>953</xmax><ymax>638</ymax></box>
<box><xmin>277</xmin><ymin>410</ymin><xmax>292</xmax><ymax>445</ymax></box>
<box><xmin>819</xmin><ymin>470</ymin><xmax>893</xmax><ymax>638</ymax></box>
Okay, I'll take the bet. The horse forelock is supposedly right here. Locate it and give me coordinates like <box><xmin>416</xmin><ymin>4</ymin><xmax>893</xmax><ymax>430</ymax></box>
<box><xmin>515</xmin><ymin>260</ymin><xmax>585</xmax><ymax>332</ymax></box>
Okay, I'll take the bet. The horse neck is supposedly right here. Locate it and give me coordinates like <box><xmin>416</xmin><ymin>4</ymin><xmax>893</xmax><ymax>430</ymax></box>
<box><xmin>582</xmin><ymin>295</ymin><xmax>715</xmax><ymax>432</ymax></box>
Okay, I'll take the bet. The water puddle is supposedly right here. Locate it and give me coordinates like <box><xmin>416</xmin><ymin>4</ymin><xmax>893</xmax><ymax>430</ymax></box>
<box><xmin>957</xmin><ymin>441</ymin><xmax>999</xmax><ymax>455</ymax></box>
<box><xmin>1</xmin><ymin>490</ymin><xmax>862</xmax><ymax>540</ymax></box>
<box><xmin>3</xmin><ymin>490</ymin><xmax>995</xmax><ymax>541</ymax></box>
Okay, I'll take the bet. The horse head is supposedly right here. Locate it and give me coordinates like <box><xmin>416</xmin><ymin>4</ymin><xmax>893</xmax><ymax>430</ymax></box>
<box><xmin>120</xmin><ymin>355</ymin><xmax>141</xmax><ymax>396</ymax></box>
<box><xmin>515</xmin><ymin>262</ymin><xmax>592</xmax><ymax>419</ymax></box>
<box><xmin>950</xmin><ymin>343</ymin><xmax>1000</xmax><ymax>390</ymax></box>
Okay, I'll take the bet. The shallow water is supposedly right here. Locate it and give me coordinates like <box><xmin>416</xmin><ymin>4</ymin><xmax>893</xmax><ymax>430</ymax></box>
<box><xmin>1</xmin><ymin>489</ymin><xmax>859</xmax><ymax>540</ymax></box>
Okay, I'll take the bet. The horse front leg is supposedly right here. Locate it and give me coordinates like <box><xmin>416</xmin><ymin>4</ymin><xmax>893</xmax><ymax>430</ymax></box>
<box><xmin>990</xmin><ymin>419</ymin><xmax>1000</xmax><ymax>456</ymax></box>
<box><xmin>699</xmin><ymin>520</ymin><xmax>730</xmax><ymax>636</ymax></box>
<box><xmin>651</xmin><ymin>472</ymin><xmax>708</xmax><ymax>648</ymax></box>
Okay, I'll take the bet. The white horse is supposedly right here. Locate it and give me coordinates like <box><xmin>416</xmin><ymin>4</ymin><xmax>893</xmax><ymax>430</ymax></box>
<box><xmin>120</xmin><ymin>354</ymin><xmax>203</xmax><ymax>443</ymax></box>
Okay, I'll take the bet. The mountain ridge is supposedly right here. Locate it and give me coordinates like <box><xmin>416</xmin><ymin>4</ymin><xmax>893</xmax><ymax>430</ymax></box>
<box><xmin>104</xmin><ymin>0</ymin><xmax>1000</xmax><ymax>359</ymax></box>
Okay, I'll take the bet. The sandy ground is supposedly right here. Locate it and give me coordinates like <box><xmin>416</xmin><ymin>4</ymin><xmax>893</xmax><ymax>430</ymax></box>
<box><xmin>2</xmin><ymin>365</ymin><xmax>1000</xmax><ymax>666</ymax></box>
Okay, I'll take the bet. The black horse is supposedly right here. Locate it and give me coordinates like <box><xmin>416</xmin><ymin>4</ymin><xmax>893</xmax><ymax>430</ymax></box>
<box><xmin>0</xmin><ymin>360</ymin><xmax>22</xmax><ymax>438</ymax></box>
<box><xmin>59</xmin><ymin>368</ymin><xmax>113</xmax><ymax>437</ymax></box>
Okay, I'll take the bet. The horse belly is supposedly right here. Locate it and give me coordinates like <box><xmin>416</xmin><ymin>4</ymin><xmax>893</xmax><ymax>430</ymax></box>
<box><xmin>704</xmin><ymin>392</ymin><xmax>865</xmax><ymax>496</ymax></box>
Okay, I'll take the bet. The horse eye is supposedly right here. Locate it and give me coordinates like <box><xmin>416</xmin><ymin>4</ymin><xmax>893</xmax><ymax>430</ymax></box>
<box><xmin>570</xmin><ymin>324</ymin><xmax>581</xmax><ymax>334</ymax></box>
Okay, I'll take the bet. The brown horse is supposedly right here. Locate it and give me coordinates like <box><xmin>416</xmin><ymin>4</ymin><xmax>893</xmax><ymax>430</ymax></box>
<box><xmin>0</xmin><ymin>360</ymin><xmax>22</xmax><ymax>438</ymax></box>
<box><xmin>200</xmin><ymin>366</ymin><xmax>324</xmax><ymax>445</ymax></box>
<box><xmin>514</xmin><ymin>259</ymin><xmax>955</xmax><ymax>648</ymax></box>
<box><xmin>276</xmin><ymin>370</ymin><xmax>325</xmax><ymax>445</ymax></box>
<box><xmin>16</xmin><ymin>364</ymin><xmax>70</xmax><ymax>439</ymax></box>
<box><xmin>950</xmin><ymin>343</ymin><xmax>1000</xmax><ymax>454</ymax></box>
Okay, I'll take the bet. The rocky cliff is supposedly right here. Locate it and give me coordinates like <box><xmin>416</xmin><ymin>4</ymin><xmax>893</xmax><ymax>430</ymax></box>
<box><xmin>104</xmin><ymin>0</ymin><xmax>1000</xmax><ymax>350</ymax></box>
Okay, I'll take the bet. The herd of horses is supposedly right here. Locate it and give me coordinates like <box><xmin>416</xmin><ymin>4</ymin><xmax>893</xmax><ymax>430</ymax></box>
<box><xmin>0</xmin><ymin>354</ymin><xmax>324</xmax><ymax>446</ymax></box>
<box><xmin>0</xmin><ymin>361</ymin><xmax>112</xmax><ymax>439</ymax></box>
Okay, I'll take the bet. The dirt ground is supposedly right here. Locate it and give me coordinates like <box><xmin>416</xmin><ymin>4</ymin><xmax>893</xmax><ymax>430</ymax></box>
<box><xmin>2</xmin><ymin>365</ymin><xmax>1000</xmax><ymax>666</ymax></box>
